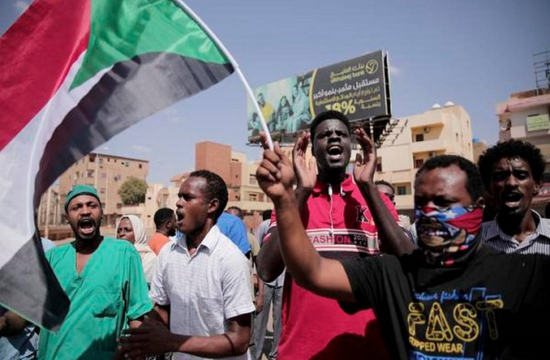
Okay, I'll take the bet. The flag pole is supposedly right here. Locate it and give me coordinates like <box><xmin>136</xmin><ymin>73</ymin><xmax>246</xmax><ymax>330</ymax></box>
<box><xmin>171</xmin><ymin>0</ymin><xmax>274</xmax><ymax>150</ymax></box>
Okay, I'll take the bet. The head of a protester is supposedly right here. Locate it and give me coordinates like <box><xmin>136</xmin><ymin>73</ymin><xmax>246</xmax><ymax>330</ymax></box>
<box><xmin>375</xmin><ymin>180</ymin><xmax>396</xmax><ymax>205</ymax></box>
<box><xmin>478</xmin><ymin>139</ymin><xmax>545</xmax><ymax>220</ymax></box>
<box><xmin>176</xmin><ymin>170</ymin><xmax>228</xmax><ymax>236</ymax></box>
<box><xmin>262</xmin><ymin>209</ymin><xmax>272</xmax><ymax>221</ymax></box>
<box><xmin>116</xmin><ymin>214</ymin><xmax>147</xmax><ymax>245</ymax></box>
<box><xmin>309</xmin><ymin>110</ymin><xmax>352</xmax><ymax>178</ymax></box>
<box><xmin>414</xmin><ymin>155</ymin><xmax>485</xmax><ymax>266</ymax></box>
<box><xmin>154</xmin><ymin>207</ymin><xmax>176</xmax><ymax>237</ymax></box>
<box><xmin>64</xmin><ymin>184</ymin><xmax>103</xmax><ymax>241</ymax></box>
<box><xmin>226</xmin><ymin>206</ymin><xmax>244</xmax><ymax>219</ymax></box>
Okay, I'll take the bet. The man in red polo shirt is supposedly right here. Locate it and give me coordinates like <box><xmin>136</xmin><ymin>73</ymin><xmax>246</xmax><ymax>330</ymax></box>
<box><xmin>257</xmin><ymin>110</ymin><xmax>414</xmax><ymax>359</ymax></box>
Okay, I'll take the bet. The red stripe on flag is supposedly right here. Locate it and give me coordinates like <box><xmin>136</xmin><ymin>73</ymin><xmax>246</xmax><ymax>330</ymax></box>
<box><xmin>0</xmin><ymin>0</ymin><xmax>91</xmax><ymax>151</ymax></box>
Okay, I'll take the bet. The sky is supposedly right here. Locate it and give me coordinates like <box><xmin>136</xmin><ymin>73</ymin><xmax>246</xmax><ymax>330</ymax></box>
<box><xmin>1</xmin><ymin>0</ymin><xmax>549</xmax><ymax>185</ymax></box>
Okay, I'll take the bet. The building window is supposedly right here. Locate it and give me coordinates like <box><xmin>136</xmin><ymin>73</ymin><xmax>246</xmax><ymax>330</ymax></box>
<box><xmin>139</xmin><ymin>164</ymin><xmax>142</xmax><ymax>169</ymax></box>
<box><xmin>249</xmin><ymin>175</ymin><xmax>257</xmax><ymax>185</ymax></box>
<box><xmin>100</xmin><ymin>188</ymin><xmax>106</xmax><ymax>194</ymax></box>
<box><xmin>87</xmin><ymin>170</ymin><xmax>95</xmax><ymax>178</ymax></box>
<box><xmin>415</xmin><ymin>133</ymin><xmax>424</xmax><ymax>142</ymax></box>
<box><xmin>99</xmin><ymin>158</ymin><xmax>103</xmax><ymax>164</ymax></box>
<box><xmin>397</xmin><ymin>186</ymin><xmax>408</xmax><ymax>195</ymax></box>
<box><xmin>376</xmin><ymin>157</ymin><xmax>382</xmax><ymax>172</ymax></box>
<box><xmin>414</xmin><ymin>158</ymin><xmax>424</xmax><ymax>169</ymax></box>
<box><xmin>249</xmin><ymin>193</ymin><xmax>258</xmax><ymax>201</ymax></box>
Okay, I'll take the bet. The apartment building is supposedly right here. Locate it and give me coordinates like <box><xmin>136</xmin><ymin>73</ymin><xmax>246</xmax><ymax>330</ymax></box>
<box><xmin>496</xmin><ymin>88</ymin><xmax>550</xmax><ymax>211</ymax></box>
<box><xmin>58</xmin><ymin>153</ymin><xmax>149</xmax><ymax>227</ymax></box>
<box><xmin>373</xmin><ymin>103</ymin><xmax>475</xmax><ymax>214</ymax></box>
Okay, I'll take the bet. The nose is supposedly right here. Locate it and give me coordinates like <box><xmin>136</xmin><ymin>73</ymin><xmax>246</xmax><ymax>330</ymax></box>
<box><xmin>504</xmin><ymin>174</ymin><xmax>519</xmax><ymax>187</ymax></box>
<box><xmin>176</xmin><ymin>197</ymin><xmax>185</xmax><ymax>208</ymax></box>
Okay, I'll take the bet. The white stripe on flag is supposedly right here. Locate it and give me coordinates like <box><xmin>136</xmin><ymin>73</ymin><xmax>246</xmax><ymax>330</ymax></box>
<box><xmin>0</xmin><ymin>50</ymin><xmax>114</xmax><ymax>266</ymax></box>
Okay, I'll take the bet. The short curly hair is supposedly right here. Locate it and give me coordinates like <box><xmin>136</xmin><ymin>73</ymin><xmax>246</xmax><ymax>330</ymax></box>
<box><xmin>416</xmin><ymin>155</ymin><xmax>485</xmax><ymax>201</ymax></box>
<box><xmin>309</xmin><ymin>110</ymin><xmax>351</xmax><ymax>142</ymax></box>
<box><xmin>478</xmin><ymin>140</ymin><xmax>546</xmax><ymax>189</ymax></box>
<box><xmin>375</xmin><ymin>180</ymin><xmax>395</xmax><ymax>194</ymax></box>
<box><xmin>154</xmin><ymin>208</ymin><xmax>174</xmax><ymax>228</ymax></box>
<box><xmin>189</xmin><ymin>170</ymin><xmax>228</xmax><ymax>221</ymax></box>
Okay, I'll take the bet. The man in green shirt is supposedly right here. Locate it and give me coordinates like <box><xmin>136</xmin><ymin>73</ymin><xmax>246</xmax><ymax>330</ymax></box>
<box><xmin>0</xmin><ymin>185</ymin><xmax>152</xmax><ymax>359</ymax></box>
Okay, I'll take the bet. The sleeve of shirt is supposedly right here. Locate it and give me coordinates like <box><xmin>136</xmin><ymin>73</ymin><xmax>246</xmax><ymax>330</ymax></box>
<box><xmin>221</xmin><ymin>251</ymin><xmax>256</xmax><ymax>320</ymax></box>
<box><xmin>126</xmin><ymin>247</ymin><xmax>154</xmax><ymax>320</ymax></box>
<box><xmin>230</xmin><ymin>218</ymin><xmax>252</xmax><ymax>254</ymax></box>
<box><xmin>340</xmin><ymin>256</ymin><xmax>387</xmax><ymax>312</ymax></box>
<box><xmin>149</xmin><ymin>246</ymin><xmax>170</xmax><ymax>306</ymax></box>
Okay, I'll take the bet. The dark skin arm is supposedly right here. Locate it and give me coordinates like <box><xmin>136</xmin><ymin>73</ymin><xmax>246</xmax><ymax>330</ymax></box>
<box><xmin>257</xmin><ymin>132</ymin><xmax>314</xmax><ymax>282</ymax></box>
<box><xmin>118</xmin><ymin>312</ymin><xmax>251</xmax><ymax>359</ymax></box>
<box><xmin>353</xmin><ymin>128</ymin><xmax>414</xmax><ymax>256</ymax></box>
<box><xmin>0</xmin><ymin>311</ymin><xmax>28</xmax><ymax>337</ymax></box>
<box><xmin>256</xmin><ymin>135</ymin><xmax>355</xmax><ymax>301</ymax></box>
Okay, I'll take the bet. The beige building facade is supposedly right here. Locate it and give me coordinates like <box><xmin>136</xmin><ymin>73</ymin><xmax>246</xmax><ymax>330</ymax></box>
<box><xmin>58</xmin><ymin>153</ymin><xmax>149</xmax><ymax>227</ymax></box>
<box><xmin>496</xmin><ymin>89</ymin><xmax>550</xmax><ymax>211</ymax></box>
<box><xmin>373</xmin><ymin>103</ymin><xmax>475</xmax><ymax>214</ymax></box>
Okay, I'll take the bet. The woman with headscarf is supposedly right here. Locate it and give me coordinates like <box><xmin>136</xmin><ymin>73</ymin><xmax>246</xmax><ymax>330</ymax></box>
<box><xmin>116</xmin><ymin>214</ymin><xmax>157</xmax><ymax>284</ymax></box>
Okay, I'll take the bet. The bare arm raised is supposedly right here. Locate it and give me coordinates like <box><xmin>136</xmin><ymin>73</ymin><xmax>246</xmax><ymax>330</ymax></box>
<box><xmin>257</xmin><ymin>132</ymin><xmax>316</xmax><ymax>282</ymax></box>
<box><xmin>353</xmin><ymin>128</ymin><xmax>414</xmax><ymax>255</ymax></box>
<box><xmin>256</xmin><ymin>133</ymin><xmax>355</xmax><ymax>302</ymax></box>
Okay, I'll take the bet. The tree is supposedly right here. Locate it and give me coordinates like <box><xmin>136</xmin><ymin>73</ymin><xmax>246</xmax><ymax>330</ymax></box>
<box><xmin>118</xmin><ymin>177</ymin><xmax>147</xmax><ymax>205</ymax></box>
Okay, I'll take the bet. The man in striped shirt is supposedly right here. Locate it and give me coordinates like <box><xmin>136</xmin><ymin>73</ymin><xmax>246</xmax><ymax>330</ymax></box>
<box><xmin>478</xmin><ymin>139</ymin><xmax>550</xmax><ymax>254</ymax></box>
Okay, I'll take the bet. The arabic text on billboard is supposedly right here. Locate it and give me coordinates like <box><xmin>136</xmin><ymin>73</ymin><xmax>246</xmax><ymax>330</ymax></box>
<box><xmin>247</xmin><ymin>50</ymin><xmax>390</xmax><ymax>142</ymax></box>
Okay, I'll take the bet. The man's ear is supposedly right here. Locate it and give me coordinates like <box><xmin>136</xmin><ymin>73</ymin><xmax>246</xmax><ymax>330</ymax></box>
<box><xmin>207</xmin><ymin>198</ymin><xmax>220</xmax><ymax>217</ymax></box>
<box><xmin>475</xmin><ymin>196</ymin><xmax>486</xmax><ymax>209</ymax></box>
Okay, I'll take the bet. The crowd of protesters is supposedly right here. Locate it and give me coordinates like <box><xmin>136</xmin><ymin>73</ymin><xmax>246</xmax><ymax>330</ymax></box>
<box><xmin>1</xmin><ymin>110</ymin><xmax>549</xmax><ymax>360</ymax></box>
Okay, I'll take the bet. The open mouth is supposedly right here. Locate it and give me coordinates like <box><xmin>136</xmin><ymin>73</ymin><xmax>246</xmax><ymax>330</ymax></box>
<box><xmin>78</xmin><ymin>218</ymin><xmax>95</xmax><ymax>235</ymax></box>
<box><xmin>327</xmin><ymin>145</ymin><xmax>343</xmax><ymax>160</ymax></box>
<box><xmin>175</xmin><ymin>210</ymin><xmax>184</xmax><ymax>227</ymax></box>
<box><xmin>502</xmin><ymin>191</ymin><xmax>522</xmax><ymax>208</ymax></box>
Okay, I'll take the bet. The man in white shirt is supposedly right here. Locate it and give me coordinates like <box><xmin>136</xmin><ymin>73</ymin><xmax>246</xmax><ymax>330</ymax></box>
<box><xmin>119</xmin><ymin>170</ymin><xmax>255</xmax><ymax>360</ymax></box>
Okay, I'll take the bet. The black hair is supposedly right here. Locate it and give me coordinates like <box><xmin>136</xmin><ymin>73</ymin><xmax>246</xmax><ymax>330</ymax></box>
<box><xmin>189</xmin><ymin>170</ymin><xmax>228</xmax><ymax>221</ymax></box>
<box><xmin>375</xmin><ymin>180</ymin><xmax>395</xmax><ymax>194</ymax></box>
<box><xmin>416</xmin><ymin>155</ymin><xmax>485</xmax><ymax>201</ymax></box>
<box><xmin>478</xmin><ymin>139</ymin><xmax>546</xmax><ymax>189</ymax></box>
<box><xmin>262</xmin><ymin>209</ymin><xmax>272</xmax><ymax>221</ymax></box>
<box><xmin>227</xmin><ymin>206</ymin><xmax>243</xmax><ymax>219</ymax></box>
<box><xmin>309</xmin><ymin>110</ymin><xmax>351</xmax><ymax>143</ymax></box>
<box><xmin>154</xmin><ymin>208</ymin><xmax>174</xmax><ymax>229</ymax></box>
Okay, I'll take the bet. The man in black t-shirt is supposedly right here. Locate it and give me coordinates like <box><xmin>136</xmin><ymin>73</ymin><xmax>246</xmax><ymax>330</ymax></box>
<box><xmin>256</xmin><ymin>136</ymin><xmax>550</xmax><ymax>360</ymax></box>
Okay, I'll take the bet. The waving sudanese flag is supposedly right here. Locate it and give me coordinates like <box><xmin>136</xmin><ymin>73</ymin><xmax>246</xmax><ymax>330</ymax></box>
<box><xmin>0</xmin><ymin>0</ymin><xmax>234</xmax><ymax>330</ymax></box>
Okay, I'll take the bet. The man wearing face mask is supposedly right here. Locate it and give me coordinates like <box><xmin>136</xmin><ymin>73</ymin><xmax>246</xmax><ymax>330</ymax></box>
<box><xmin>256</xmin><ymin>138</ymin><xmax>550</xmax><ymax>359</ymax></box>
<box><xmin>478</xmin><ymin>139</ymin><xmax>550</xmax><ymax>255</ymax></box>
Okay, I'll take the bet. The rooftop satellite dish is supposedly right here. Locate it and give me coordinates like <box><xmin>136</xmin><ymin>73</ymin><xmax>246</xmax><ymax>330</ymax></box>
<box><xmin>432</xmin><ymin>103</ymin><xmax>441</xmax><ymax>109</ymax></box>
<box><xmin>444</xmin><ymin>101</ymin><xmax>455</xmax><ymax>107</ymax></box>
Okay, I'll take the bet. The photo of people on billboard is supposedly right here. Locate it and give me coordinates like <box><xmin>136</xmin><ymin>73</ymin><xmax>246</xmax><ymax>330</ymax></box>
<box><xmin>248</xmin><ymin>73</ymin><xmax>313</xmax><ymax>141</ymax></box>
<box><xmin>247</xmin><ymin>50</ymin><xmax>390</xmax><ymax>143</ymax></box>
